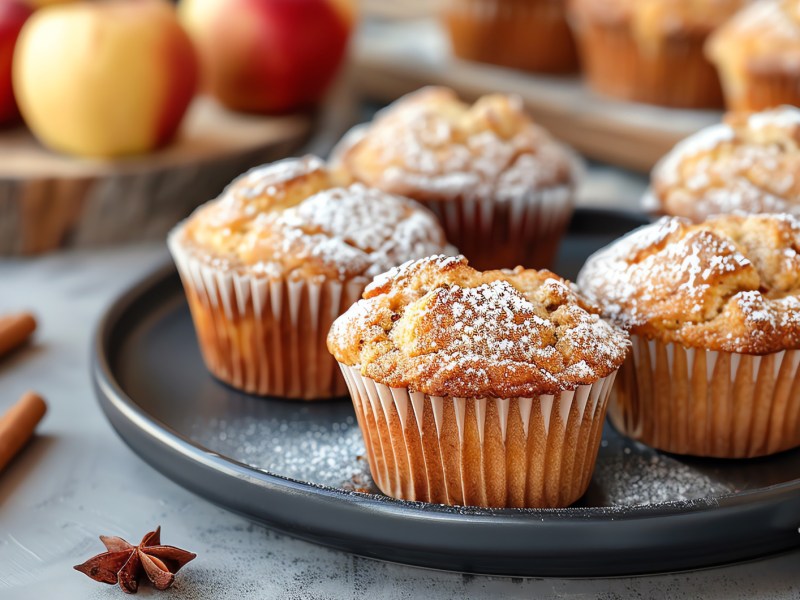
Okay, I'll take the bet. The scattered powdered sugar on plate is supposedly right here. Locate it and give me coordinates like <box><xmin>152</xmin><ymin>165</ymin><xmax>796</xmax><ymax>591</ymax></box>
<box><xmin>189</xmin><ymin>413</ymin><xmax>371</xmax><ymax>489</ymax></box>
<box><xmin>186</xmin><ymin>404</ymin><xmax>738</xmax><ymax>507</ymax></box>
<box><xmin>589</xmin><ymin>433</ymin><xmax>731</xmax><ymax>507</ymax></box>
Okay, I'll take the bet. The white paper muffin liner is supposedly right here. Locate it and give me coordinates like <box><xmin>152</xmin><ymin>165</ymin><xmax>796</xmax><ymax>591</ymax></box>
<box><xmin>420</xmin><ymin>185</ymin><xmax>574</xmax><ymax>271</ymax></box>
<box><xmin>339</xmin><ymin>364</ymin><xmax>617</xmax><ymax>508</ymax></box>
<box><xmin>169</xmin><ymin>232</ymin><xmax>366</xmax><ymax>400</ymax></box>
<box><xmin>330</xmin><ymin>124</ymin><xmax>578</xmax><ymax>271</ymax></box>
<box><xmin>610</xmin><ymin>335</ymin><xmax>800</xmax><ymax>458</ymax></box>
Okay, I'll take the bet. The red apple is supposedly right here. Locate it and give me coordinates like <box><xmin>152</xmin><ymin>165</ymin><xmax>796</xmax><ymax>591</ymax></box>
<box><xmin>13</xmin><ymin>0</ymin><xmax>198</xmax><ymax>157</ymax></box>
<box><xmin>0</xmin><ymin>0</ymin><xmax>32</xmax><ymax>125</ymax></box>
<box><xmin>179</xmin><ymin>0</ymin><xmax>354</xmax><ymax>113</ymax></box>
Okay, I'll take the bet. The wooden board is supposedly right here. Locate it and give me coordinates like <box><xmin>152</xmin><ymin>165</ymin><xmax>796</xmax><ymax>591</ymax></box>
<box><xmin>0</xmin><ymin>96</ymin><xmax>312</xmax><ymax>255</ymax></box>
<box><xmin>351</xmin><ymin>19</ymin><xmax>722</xmax><ymax>173</ymax></box>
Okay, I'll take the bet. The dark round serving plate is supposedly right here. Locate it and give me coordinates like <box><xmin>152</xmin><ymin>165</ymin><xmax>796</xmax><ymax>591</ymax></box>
<box><xmin>93</xmin><ymin>208</ymin><xmax>800</xmax><ymax>577</ymax></box>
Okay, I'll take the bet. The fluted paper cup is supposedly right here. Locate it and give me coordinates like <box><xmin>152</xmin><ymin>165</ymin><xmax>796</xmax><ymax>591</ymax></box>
<box><xmin>574</xmin><ymin>20</ymin><xmax>723</xmax><ymax>108</ymax></box>
<box><xmin>339</xmin><ymin>364</ymin><xmax>617</xmax><ymax>508</ymax></box>
<box><xmin>724</xmin><ymin>69</ymin><xmax>800</xmax><ymax>112</ymax></box>
<box><xmin>420</xmin><ymin>185</ymin><xmax>573</xmax><ymax>271</ymax></box>
<box><xmin>169</xmin><ymin>233</ymin><xmax>366</xmax><ymax>400</ymax></box>
<box><xmin>443</xmin><ymin>0</ymin><xmax>579</xmax><ymax>73</ymax></box>
<box><xmin>610</xmin><ymin>335</ymin><xmax>800</xmax><ymax>458</ymax></box>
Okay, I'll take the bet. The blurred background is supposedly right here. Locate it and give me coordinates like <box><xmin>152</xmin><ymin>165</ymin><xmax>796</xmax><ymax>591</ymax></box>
<box><xmin>0</xmin><ymin>0</ymin><xmax>748</xmax><ymax>256</ymax></box>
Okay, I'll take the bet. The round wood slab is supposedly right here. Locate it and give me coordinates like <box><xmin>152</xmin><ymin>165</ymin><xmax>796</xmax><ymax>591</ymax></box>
<box><xmin>0</xmin><ymin>96</ymin><xmax>311</xmax><ymax>255</ymax></box>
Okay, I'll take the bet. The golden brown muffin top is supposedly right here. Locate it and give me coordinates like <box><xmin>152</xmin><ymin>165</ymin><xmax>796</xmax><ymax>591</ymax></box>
<box><xmin>648</xmin><ymin>106</ymin><xmax>800</xmax><ymax>222</ymax></box>
<box><xmin>330</xmin><ymin>87</ymin><xmax>578</xmax><ymax>203</ymax></box>
<box><xmin>327</xmin><ymin>255</ymin><xmax>628</xmax><ymax>398</ymax></box>
<box><xmin>577</xmin><ymin>213</ymin><xmax>800</xmax><ymax>354</ymax></box>
<box><xmin>171</xmin><ymin>155</ymin><xmax>451</xmax><ymax>281</ymax></box>
<box><xmin>568</xmin><ymin>0</ymin><xmax>750</xmax><ymax>39</ymax></box>
<box><xmin>706</xmin><ymin>0</ymin><xmax>800</xmax><ymax>76</ymax></box>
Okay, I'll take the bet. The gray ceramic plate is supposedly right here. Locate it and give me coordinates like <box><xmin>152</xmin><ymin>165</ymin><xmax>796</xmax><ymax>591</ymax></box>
<box><xmin>93</xmin><ymin>208</ymin><xmax>800</xmax><ymax>577</ymax></box>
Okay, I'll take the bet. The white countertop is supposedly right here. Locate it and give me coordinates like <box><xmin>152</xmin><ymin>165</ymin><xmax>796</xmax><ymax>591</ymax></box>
<box><xmin>1</xmin><ymin>176</ymin><xmax>800</xmax><ymax>599</ymax></box>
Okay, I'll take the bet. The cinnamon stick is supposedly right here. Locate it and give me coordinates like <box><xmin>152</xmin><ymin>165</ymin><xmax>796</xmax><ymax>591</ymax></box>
<box><xmin>0</xmin><ymin>313</ymin><xmax>37</xmax><ymax>358</ymax></box>
<box><xmin>0</xmin><ymin>392</ymin><xmax>47</xmax><ymax>472</ymax></box>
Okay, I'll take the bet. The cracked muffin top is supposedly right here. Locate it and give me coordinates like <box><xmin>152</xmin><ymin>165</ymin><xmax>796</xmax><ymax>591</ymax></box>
<box><xmin>577</xmin><ymin>213</ymin><xmax>800</xmax><ymax>353</ymax></box>
<box><xmin>327</xmin><ymin>255</ymin><xmax>628</xmax><ymax>398</ymax></box>
<box><xmin>169</xmin><ymin>155</ymin><xmax>451</xmax><ymax>281</ymax></box>
<box><xmin>648</xmin><ymin>106</ymin><xmax>800</xmax><ymax>222</ymax></box>
<box><xmin>330</xmin><ymin>86</ymin><xmax>579</xmax><ymax>203</ymax></box>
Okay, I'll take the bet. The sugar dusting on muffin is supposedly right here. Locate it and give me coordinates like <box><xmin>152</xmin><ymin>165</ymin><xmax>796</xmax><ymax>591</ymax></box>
<box><xmin>328</xmin><ymin>255</ymin><xmax>628</xmax><ymax>398</ymax></box>
<box><xmin>331</xmin><ymin>87</ymin><xmax>578</xmax><ymax>202</ymax></box>
<box><xmin>174</xmin><ymin>156</ymin><xmax>451</xmax><ymax>280</ymax></box>
<box><xmin>577</xmin><ymin>213</ymin><xmax>800</xmax><ymax>353</ymax></box>
<box><xmin>650</xmin><ymin>106</ymin><xmax>800</xmax><ymax>221</ymax></box>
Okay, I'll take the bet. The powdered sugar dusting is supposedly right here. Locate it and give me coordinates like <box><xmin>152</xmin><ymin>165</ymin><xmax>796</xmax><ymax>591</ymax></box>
<box><xmin>592</xmin><ymin>436</ymin><xmax>730</xmax><ymax>507</ymax></box>
<box><xmin>749</xmin><ymin>106</ymin><xmax>800</xmax><ymax>130</ymax></box>
<box><xmin>266</xmin><ymin>184</ymin><xmax>450</xmax><ymax>278</ymax></box>
<box><xmin>330</xmin><ymin>255</ymin><xmax>629</xmax><ymax>398</ymax></box>
<box><xmin>655</xmin><ymin>124</ymin><xmax>735</xmax><ymax>186</ymax></box>
<box><xmin>577</xmin><ymin>214</ymin><xmax>800</xmax><ymax>353</ymax></box>
<box><xmin>650</xmin><ymin>106</ymin><xmax>800</xmax><ymax>221</ymax></box>
<box><xmin>366</xmin><ymin>254</ymin><xmax>462</xmax><ymax>294</ymax></box>
<box><xmin>177</xmin><ymin>156</ymin><xmax>452</xmax><ymax>281</ymax></box>
<box><xmin>336</xmin><ymin>87</ymin><xmax>578</xmax><ymax>203</ymax></box>
<box><xmin>230</xmin><ymin>156</ymin><xmax>327</xmax><ymax>201</ymax></box>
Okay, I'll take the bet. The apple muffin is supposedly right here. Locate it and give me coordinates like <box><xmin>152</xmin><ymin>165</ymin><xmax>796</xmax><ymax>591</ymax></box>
<box><xmin>646</xmin><ymin>106</ymin><xmax>800</xmax><ymax>222</ymax></box>
<box><xmin>168</xmin><ymin>155</ymin><xmax>451</xmax><ymax>400</ymax></box>
<box><xmin>707</xmin><ymin>0</ymin><xmax>800</xmax><ymax>111</ymax></box>
<box><xmin>577</xmin><ymin>213</ymin><xmax>800</xmax><ymax>458</ymax></box>
<box><xmin>331</xmin><ymin>87</ymin><xmax>581</xmax><ymax>271</ymax></box>
<box><xmin>567</xmin><ymin>0</ymin><xmax>750</xmax><ymax>108</ymax></box>
<box><xmin>443</xmin><ymin>0</ymin><xmax>579</xmax><ymax>73</ymax></box>
<box><xmin>327</xmin><ymin>255</ymin><xmax>628</xmax><ymax>507</ymax></box>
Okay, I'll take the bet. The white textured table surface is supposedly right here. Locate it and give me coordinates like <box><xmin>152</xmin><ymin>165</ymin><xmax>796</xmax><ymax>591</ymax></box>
<box><xmin>1</xmin><ymin>177</ymin><xmax>800</xmax><ymax>598</ymax></box>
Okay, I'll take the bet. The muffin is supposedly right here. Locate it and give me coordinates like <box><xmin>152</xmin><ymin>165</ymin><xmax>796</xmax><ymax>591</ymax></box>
<box><xmin>647</xmin><ymin>106</ymin><xmax>800</xmax><ymax>222</ymax></box>
<box><xmin>331</xmin><ymin>87</ymin><xmax>581</xmax><ymax>272</ymax></box>
<box><xmin>443</xmin><ymin>0</ymin><xmax>579</xmax><ymax>73</ymax></box>
<box><xmin>577</xmin><ymin>213</ymin><xmax>800</xmax><ymax>458</ymax></box>
<box><xmin>568</xmin><ymin>0</ymin><xmax>750</xmax><ymax>108</ymax></box>
<box><xmin>168</xmin><ymin>155</ymin><xmax>451</xmax><ymax>400</ymax></box>
<box><xmin>327</xmin><ymin>255</ymin><xmax>628</xmax><ymax>507</ymax></box>
<box><xmin>707</xmin><ymin>0</ymin><xmax>800</xmax><ymax>111</ymax></box>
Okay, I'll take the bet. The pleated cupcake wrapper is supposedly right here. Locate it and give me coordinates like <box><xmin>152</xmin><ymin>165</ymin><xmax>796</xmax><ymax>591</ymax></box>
<box><xmin>726</xmin><ymin>69</ymin><xmax>800</xmax><ymax>112</ymax></box>
<box><xmin>443</xmin><ymin>0</ymin><xmax>578</xmax><ymax>73</ymax></box>
<box><xmin>169</xmin><ymin>234</ymin><xmax>366</xmax><ymax>400</ymax></box>
<box><xmin>340</xmin><ymin>364</ymin><xmax>617</xmax><ymax>508</ymax></box>
<box><xmin>609</xmin><ymin>335</ymin><xmax>800</xmax><ymax>458</ymax></box>
<box><xmin>574</xmin><ymin>21</ymin><xmax>723</xmax><ymax>108</ymax></box>
<box><xmin>420</xmin><ymin>185</ymin><xmax>573</xmax><ymax>271</ymax></box>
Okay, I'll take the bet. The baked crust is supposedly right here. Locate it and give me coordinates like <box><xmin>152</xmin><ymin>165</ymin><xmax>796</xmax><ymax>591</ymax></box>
<box><xmin>577</xmin><ymin>213</ymin><xmax>800</xmax><ymax>353</ymax></box>
<box><xmin>172</xmin><ymin>155</ymin><xmax>451</xmax><ymax>281</ymax></box>
<box><xmin>649</xmin><ymin>106</ymin><xmax>800</xmax><ymax>221</ymax></box>
<box><xmin>330</xmin><ymin>87</ymin><xmax>578</xmax><ymax>204</ymax></box>
<box><xmin>327</xmin><ymin>255</ymin><xmax>629</xmax><ymax>398</ymax></box>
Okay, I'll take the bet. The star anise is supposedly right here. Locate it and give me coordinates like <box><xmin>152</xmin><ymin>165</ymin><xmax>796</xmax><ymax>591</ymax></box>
<box><xmin>74</xmin><ymin>526</ymin><xmax>196</xmax><ymax>594</ymax></box>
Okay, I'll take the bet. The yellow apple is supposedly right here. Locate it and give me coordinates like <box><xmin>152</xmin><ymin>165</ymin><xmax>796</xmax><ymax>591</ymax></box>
<box><xmin>13</xmin><ymin>0</ymin><xmax>198</xmax><ymax>157</ymax></box>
